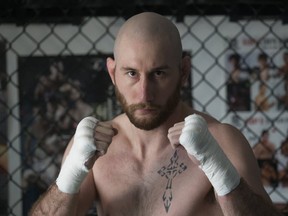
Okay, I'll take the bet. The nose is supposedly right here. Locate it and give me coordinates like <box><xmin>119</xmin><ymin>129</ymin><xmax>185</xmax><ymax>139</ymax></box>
<box><xmin>139</xmin><ymin>75</ymin><xmax>154</xmax><ymax>102</ymax></box>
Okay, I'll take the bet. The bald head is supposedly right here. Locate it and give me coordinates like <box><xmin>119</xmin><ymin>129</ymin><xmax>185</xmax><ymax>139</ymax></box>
<box><xmin>114</xmin><ymin>12</ymin><xmax>182</xmax><ymax>62</ymax></box>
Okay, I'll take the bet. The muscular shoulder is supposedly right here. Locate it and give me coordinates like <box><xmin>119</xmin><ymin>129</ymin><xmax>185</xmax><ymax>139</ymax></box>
<box><xmin>209</xmin><ymin>121</ymin><xmax>248</xmax><ymax>151</ymax></box>
<box><xmin>204</xmin><ymin>117</ymin><xmax>254</xmax><ymax>170</ymax></box>
<box><xmin>195</xmin><ymin>112</ymin><xmax>249</xmax><ymax>154</ymax></box>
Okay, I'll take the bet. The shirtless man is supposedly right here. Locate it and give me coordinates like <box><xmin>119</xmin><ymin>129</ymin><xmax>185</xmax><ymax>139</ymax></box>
<box><xmin>30</xmin><ymin>12</ymin><xmax>281</xmax><ymax>216</ymax></box>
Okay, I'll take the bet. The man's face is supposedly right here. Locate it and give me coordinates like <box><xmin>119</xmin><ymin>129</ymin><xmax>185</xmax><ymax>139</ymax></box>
<box><xmin>112</xmin><ymin>35</ymin><xmax>183</xmax><ymax>130</ymax></box>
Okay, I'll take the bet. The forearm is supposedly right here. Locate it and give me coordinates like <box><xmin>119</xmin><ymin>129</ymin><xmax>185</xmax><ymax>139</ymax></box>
<box><xmin>29</xmin><ymin>183</ymin><xmax>79</xmax><ymax>216</ymax></box>
<box><xmin>218</xmin><ymin>179</ymin><xmax>282</xmax><ymax>216</ymax></box>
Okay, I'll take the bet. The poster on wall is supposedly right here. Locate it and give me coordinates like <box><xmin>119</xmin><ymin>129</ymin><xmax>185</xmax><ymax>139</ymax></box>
<box><xmin>0</xmin><ymin>40</ymin><xmax>8</xmax><ymax>216</ymax></box>
<box><xmin>225</xmin><ymin>36</ymin><xmax>288</xmax><ymax>204</ymax></box>
<box><xmin>226</xmin><ymin>36</ymin><xmax>287</xmax><ymax>112</ymax></box>
<box><xmin>18</xmin><ymin>54</ymin><xmax>113</xmax><ymax>215</ymax></box>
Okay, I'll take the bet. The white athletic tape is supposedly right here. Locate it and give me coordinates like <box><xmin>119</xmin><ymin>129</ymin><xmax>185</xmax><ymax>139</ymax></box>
<box><xmin>56</xmin><ymin>116</ymin><xmax>98</xmax><ymax>194</ymax></box>
<box><xmin>179</xmin><ymin>114</ymin><xmax>240</xmax><ymax>196</ymax></box>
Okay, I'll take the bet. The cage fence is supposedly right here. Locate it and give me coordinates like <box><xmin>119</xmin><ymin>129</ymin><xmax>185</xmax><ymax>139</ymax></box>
<box><xmin>0</xmin><ymin>1</ymin><xmax>288</xmax><ymax>215</ymax></box>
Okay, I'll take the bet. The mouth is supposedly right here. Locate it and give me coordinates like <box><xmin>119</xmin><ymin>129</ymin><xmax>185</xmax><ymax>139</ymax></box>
<box><xmin>135</xmin><ymin>108</ymin><xmax>158</xmax><ymax>115</ymax></box>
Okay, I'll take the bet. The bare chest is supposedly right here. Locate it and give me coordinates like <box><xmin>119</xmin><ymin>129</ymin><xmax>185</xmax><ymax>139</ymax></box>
<box><xmin>93</xmin><ymin>149</ymin><xmax>223</xmax><ymax>216</ymax></box>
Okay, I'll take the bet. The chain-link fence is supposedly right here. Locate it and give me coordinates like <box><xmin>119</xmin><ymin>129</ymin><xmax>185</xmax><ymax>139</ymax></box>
<box><xmin>1</xmin><ymin>1</ymin><xmax>288</xmax><ymax>215</ymax></box>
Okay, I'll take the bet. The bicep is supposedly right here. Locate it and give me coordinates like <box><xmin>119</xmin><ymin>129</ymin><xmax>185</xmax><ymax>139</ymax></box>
<box><xmin>217</xmin><ymin>124</ymin><xmax>271</xmax><ymax>202</ymax></box>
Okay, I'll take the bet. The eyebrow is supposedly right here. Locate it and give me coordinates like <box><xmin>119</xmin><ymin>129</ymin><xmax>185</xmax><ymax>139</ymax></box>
<box><xmin>120</xmin><ymin>65</ymin><xmax>170</xmax><ymax>72</ymax></box>
<box><xmin>151</xmin><ymin>65</ymin><xmax>170</xmax><ymax>71</ymax></box>
<box><xmin>120</xmin><ymin>66</ymin><xmax>136</xmax><ymax>71</ymax></box>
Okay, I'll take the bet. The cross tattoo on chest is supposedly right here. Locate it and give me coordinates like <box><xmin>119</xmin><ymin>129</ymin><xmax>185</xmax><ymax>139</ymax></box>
<box><xmin>158</xmin><ymin>149</ymin><xmax>187</xmax><ymax>213</ymax></box>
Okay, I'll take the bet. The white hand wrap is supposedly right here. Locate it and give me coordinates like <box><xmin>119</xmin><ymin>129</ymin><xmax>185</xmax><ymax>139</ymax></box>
<box><xmin>56</xmin><ymin>116</ymin><xmax>98</xmax><ymax>194</ymax></box>
<box><xmin>179</xmin><ymin>114</ymin><xmax>240</xmax><ymax>196</ymax></box>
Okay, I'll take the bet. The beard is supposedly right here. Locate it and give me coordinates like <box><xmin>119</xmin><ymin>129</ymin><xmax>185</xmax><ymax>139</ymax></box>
<box><xmin>115</xmin><ymin>81</ymin><xmax>181</xmax><ymax>131</ymax></box>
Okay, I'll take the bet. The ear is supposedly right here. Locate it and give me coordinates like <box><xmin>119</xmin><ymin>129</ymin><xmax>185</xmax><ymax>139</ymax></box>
<box><xmin>106</xmin><ymin>57</ymin><xmax>116</xmax><ymax>85</ymax></box>
<box><xmin>180</xmin><ymin>55</ymin><xmax>191</xmax><ymax>86</ymax></box>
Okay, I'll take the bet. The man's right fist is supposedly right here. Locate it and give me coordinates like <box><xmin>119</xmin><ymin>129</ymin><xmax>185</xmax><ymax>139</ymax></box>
<box><xmin>56</xmin><ymin>116</ymin><xmax>115</xmax><ymax>194</ymax></box>
<box><xmin>85</xmin><ymin>119</ymin><xmax>116</xmax><ymax>169</ymax></box>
